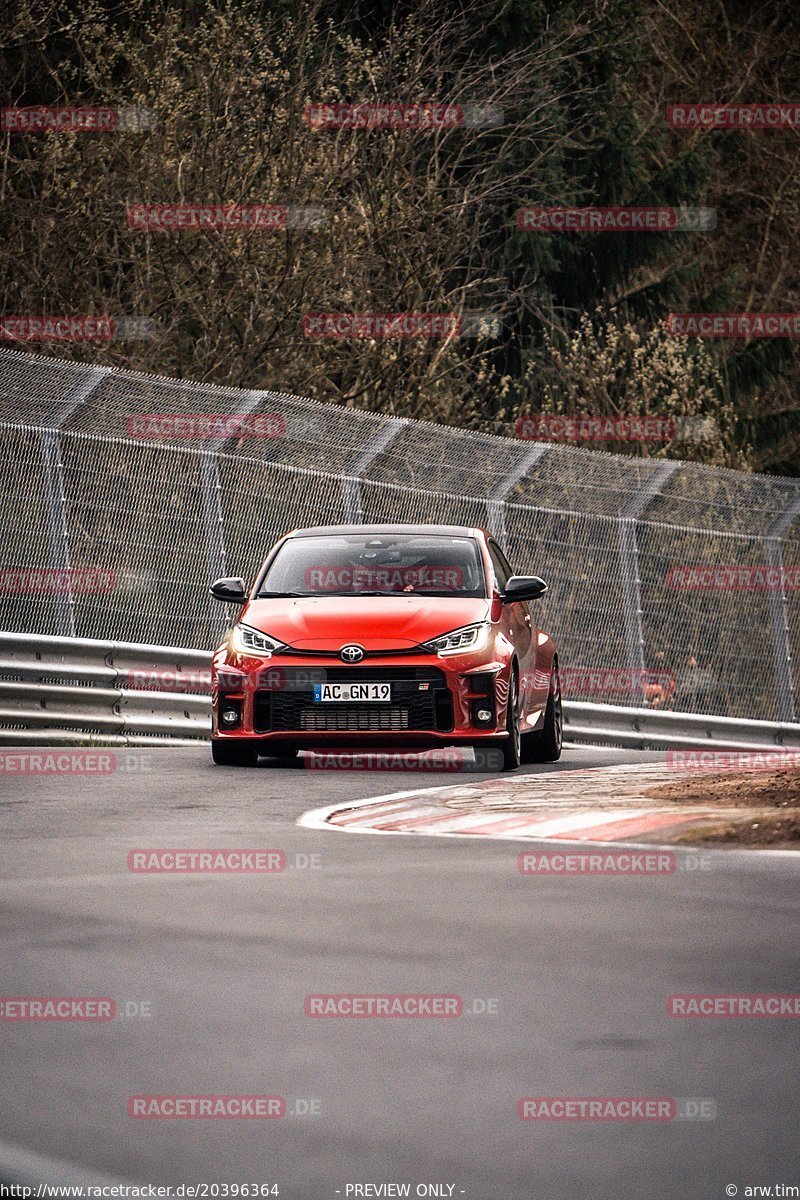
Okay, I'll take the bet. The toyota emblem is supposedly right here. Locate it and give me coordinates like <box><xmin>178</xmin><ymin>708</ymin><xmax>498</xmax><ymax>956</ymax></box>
<box><xmin>339</xmin><ymin>644</ymin><xmax>365</xmax><ymax>663</ymax></box>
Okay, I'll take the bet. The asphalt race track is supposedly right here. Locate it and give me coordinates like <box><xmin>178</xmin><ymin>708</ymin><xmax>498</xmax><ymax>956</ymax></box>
<box><xmin>1</xmin><ymin>745</ymin><xmax>799</xmax><ymax>1199</ymax></box>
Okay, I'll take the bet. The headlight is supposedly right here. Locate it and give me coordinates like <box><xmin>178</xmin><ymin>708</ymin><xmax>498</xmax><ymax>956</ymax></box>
<box><xmin>421</xmin><ymin>623</ymin><xmax>490</xmax><ymax>656</ymax></box>
<box><xmin>232</xmin><ymin>624</ymin><xmax>287</xmax><ymax>656</ymax></box>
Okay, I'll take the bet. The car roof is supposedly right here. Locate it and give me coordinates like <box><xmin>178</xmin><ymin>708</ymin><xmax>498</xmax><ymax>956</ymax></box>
<box><xmin>286</xmin><ymin>523</ymin><xmax>486</xmax><ymax>539</ymax></box>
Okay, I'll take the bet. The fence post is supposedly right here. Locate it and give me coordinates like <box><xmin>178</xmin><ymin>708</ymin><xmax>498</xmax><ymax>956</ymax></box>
<box><xmin>200</xmin><ymin>453</ymin><xmax>229</xmax><ymax>641</ymax></box>
<box><xmin>487</xmin><ymin>444</ymin><xmax>550</xmax><ymax>548</ymax></box>
<box><xmin>343</xmin><ymin>419</ymin><xmax>408</xmax><ymax>521</ymax></box>
<box><xmin>41</xmin><ymin>367</ymin><xmax>110</xmax><ymax>637</ymax></box>
<box><xmin>763</xmin><ymin>491</ymin><xmax>800</xmax><ymax>722</ymax></box>
<box><xmin>201</xmin><ymin>390</ymin><xmax>262</xmax><ymax>640</ymax></box>
<box><xmin>619</xmin><ymin>460</ymin><xmax>680</xmax><ymax>707</ymax></box>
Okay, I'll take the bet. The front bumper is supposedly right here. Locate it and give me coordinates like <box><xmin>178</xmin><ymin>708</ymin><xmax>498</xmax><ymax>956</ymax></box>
<box><xmin>211</xmin><ymin>650</ymin><xmax>512</xmax><ymax>750</ymax></box>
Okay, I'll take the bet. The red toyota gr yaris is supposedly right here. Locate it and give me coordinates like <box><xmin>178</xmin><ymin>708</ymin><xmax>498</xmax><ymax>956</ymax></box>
<box><xmin>209</xmin><ymin>524</ymin><xmax>562</xmax><ymax>771</ymax></box>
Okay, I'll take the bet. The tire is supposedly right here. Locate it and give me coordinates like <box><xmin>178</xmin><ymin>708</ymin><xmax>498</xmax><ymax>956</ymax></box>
<box><xmin>500</xmin><ymin>670</ymin><xmax>522</xmax><ymax>772</ymax></box>
<box><xmin>522</xmin><ymin>662</ymin><xmax>563</xmax><ymax>763</ymax></box>
<box><xmin>211</xmin><ymin>738</ymin><xmax>259</xmax><ymax>767</ymax></box>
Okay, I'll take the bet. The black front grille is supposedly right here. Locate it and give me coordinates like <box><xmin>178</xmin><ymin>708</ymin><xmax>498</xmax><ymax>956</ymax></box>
<box><xmin>253</xmin><ymin>666</ymin><xmax>453</xmax><ymax>733</ymax></box>
<box><xmin>298</xmin><ymin>705</ymin><xmax>410</xmax><ymax>731</ymax></box>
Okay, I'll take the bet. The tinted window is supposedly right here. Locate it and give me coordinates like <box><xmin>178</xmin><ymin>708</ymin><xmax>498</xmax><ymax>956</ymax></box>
<box><xmin>259</xmin><ymin>534</ymin><xmax>487</xmax><ymax>597</ymax></box>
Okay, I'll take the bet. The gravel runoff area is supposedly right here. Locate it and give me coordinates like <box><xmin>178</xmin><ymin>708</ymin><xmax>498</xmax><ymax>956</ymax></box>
<box><xmin>644</xmin><ymin>765</ymin><xmax>800</xmax><ymax>848</ymax></box>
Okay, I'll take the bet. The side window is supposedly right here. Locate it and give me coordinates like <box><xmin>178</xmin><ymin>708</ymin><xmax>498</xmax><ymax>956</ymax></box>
<box><xmin>488</xmin><ymin>541</ymin><xmax>512</xmax><ymax>591</ymax></box>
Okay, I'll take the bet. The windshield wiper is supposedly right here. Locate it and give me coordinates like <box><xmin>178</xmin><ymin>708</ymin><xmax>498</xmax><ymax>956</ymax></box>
<box><xmin>257</xmin><ymin>589</ymin><xmax>475</xmax><ymax>598</ymax></box>
<box><xmin>322</xmin><ymin>590</ymin><xmax>435</xmax><ymax>596</ymax></box>
<box><xmin>332</xmin><ymin>589</ymin><xmax>475</xmax><ymax>597</ymax></box>
<box><xmin>257</xmin><ymin>590</ymin><xmax>313</xmax><ymax>598</ymax></box>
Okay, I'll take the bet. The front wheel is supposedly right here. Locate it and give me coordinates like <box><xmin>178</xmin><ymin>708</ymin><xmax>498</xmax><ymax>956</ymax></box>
<box><xmin>211</xmin><ymin>738</ymin><xmax>259</xmax><ymax>767</ymax></box>
<box><xmin>500</xmin><ymin>671</ymin><xmax>522</xmax><ymax>771</ymax></box>
<box><xmin>521</xmin><ymin>663</ymin><xmax>563</xmax><ymax>763</ymax></box>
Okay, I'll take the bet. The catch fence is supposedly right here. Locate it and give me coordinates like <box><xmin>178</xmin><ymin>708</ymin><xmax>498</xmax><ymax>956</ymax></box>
<box><xmin>1</xmin><ymin>346</ymin><xmax>798</xmax><ymax>720</ymax></box>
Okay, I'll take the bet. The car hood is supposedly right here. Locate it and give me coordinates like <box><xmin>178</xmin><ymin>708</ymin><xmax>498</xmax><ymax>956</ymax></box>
<box><xmin>240</xmin><ymin>595</ymin><xmax>491</xmax><ymax>651</ymax></box>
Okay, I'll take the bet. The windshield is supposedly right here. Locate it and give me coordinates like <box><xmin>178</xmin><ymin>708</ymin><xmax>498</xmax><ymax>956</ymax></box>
<box><xmin>258</xmin><ymin>533</ymin><xmax>486</xmax><ymax>598</ymax></box>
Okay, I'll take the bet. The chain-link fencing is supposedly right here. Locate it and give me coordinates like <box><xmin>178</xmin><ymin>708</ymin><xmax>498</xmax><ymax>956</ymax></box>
<box><xmin>2</xmin><ymin>345</ymin><xmax>799</xmax><ymax>721</ymax></box>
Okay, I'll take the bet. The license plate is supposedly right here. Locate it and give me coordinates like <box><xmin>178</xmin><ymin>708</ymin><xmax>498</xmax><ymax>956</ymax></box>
<box><xmin>313</xmin><ymin>682</ymin><xmax>392</xmax><ymax>703</ymax></box>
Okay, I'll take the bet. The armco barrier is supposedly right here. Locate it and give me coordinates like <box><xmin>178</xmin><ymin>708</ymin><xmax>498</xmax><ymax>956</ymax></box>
<box><xmin>563</xmin><ymin>700</ymin><xmax>800</xmax><ymax>753</ymax></box>
<box><xmin>0</xmin><ymin>631</ymin><xmax>209</xmax><ymax>745</ymax></box>
<box><xmin>2</xmin><ymin>632</ymin><xmax>800</xmax><ymax>753</ymax></box>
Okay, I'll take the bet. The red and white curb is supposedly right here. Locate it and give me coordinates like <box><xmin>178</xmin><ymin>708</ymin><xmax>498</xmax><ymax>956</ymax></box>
<box><xmin>297</xmin><ymin>762</ymin><xmax>740</xmax><ymax>846</ymax></box>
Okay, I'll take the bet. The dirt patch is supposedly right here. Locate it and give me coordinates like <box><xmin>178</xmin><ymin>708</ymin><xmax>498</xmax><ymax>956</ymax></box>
<box><xmin>645</xmin><ymin>769</ymin><xmax>800</xmax><ymax>847</ymax></box>
<box><xmin>644</xmin><ymin>768</ymin><xmax>800</xmax><ymax>809</ymax></box>
<box><xmin>672</xmin><ymin>813</ymin><xmax>800</xmax><ymax>848</ymax></box>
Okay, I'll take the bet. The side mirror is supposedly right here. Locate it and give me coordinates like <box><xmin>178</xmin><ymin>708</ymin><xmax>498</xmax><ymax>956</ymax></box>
<box><xmin>210</xmin><ymin>577</ymin><xmax>247</xmax><ymax>603</ymax></box>
<box><xmin>502</xmin><ymin>575</ymin><xmax>548</xmax><ymax>603</ymax></box>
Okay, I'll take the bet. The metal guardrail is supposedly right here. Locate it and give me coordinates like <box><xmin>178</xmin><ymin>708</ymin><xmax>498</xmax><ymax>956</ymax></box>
<box><xmin>3</xmin><ymin>631</ymin><xmax>800</xmax><ymax>752</ymax></box>
<box><xmin>0</xmin><ymin>631</ymin><xmax>210</xmax><ymax>745</ymax></box>
<box><xmin>563</xmin><ymin>701</ymin><xmax>800</xmax><ymax>753</ymax></box>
